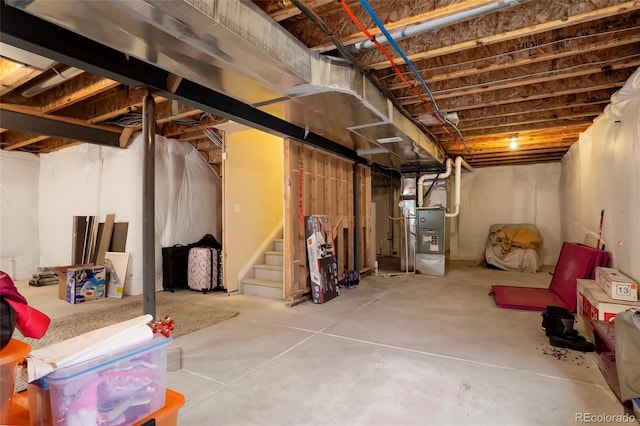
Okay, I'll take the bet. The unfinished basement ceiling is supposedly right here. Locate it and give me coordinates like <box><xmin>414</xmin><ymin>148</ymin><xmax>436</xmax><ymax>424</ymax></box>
<box><xmin>253</xmin><ymin>0</ymin><xmax>640</xmax><ymax>167</ymax></box>
<box><xmin>0</xmin><ymin>57</ymin><xmax>227</xmax><ymax>174</ymax></box>
<box><xmin>1</xmin><ymin>0</ymin><xmax>638</xmax><ymax>170</ymax></box>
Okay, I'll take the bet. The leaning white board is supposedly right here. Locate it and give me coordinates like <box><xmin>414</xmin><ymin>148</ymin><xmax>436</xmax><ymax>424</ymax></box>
<box><xmin>104</xmin><ymin>252</ymin><xmax>130</xmax><ymax>298</ymax></box>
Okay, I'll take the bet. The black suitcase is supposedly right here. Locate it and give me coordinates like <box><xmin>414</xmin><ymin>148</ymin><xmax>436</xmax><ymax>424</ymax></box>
<box><xmin>162</xmin><ymin>244</ymin><xmax>191</xmax><ymax>292</ymax></box>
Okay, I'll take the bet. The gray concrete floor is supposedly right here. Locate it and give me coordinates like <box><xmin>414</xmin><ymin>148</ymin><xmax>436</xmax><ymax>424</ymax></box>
<box><xmin>15</xmin><ymin>261</ymin><xmax>628</xmax><ymax>425</ymax></box>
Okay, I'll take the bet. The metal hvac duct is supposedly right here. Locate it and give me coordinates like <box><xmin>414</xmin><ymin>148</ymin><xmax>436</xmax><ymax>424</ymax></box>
<box><xmin>6</xmin><ymin>0</ymin><xmax>445</xmax><ymax>169</ymax></box>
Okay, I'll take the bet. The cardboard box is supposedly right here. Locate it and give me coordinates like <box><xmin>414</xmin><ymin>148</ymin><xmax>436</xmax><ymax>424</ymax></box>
<box><xmin>595</xmin><ymin>266</ymin><xmax>638</xmax><ymax>302</ymax></box>
<box><xmin>576</xmin><ymin>279</ymin><xmax>640</xmax><ymax>342</ymax></box>
<box><xmin>576</xmin><ymin>279</ymin><xmax>598</xmax><ymax>341</ymax></box>
<box><xmin>54</xmin><ymin>264</ymin><xmax>90</xmax><ymax>300</ymax></box>
<box><xmin>66</xmin><ymin>265</ymin><xmax>107</xmax><ymax>304</ymax></box>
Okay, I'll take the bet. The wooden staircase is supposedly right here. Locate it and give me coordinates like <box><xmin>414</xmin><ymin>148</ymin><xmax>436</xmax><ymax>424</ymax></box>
<box><xmin>241</xmin><ymin>238</ymin><xmax>283</xmax><ymax>299</ymax></box>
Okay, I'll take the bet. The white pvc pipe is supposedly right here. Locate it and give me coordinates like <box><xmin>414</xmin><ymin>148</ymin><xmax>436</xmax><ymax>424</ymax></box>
<box><xmin>404</xmin><ymin>215</ymin><xmax>409</xmax><ymax>274</ymax></box>
<box><xmin>417</xmin><ymin>157</ymin><xmax>452</xmax><ymax>208</ymax></box>
<box><xmin>445</xmin><ymin>157</ymin><xmax>474</xmax><ymax>218</ymax></box>
<box><xmin>349</xmin><ymin>0</ymin><xmax>521</xmax><ymax>53</ymax></box>
<box><xmin>460</xmin><ymin>157</ymin><xmax>474</xmax><ymax>173</ymax></box>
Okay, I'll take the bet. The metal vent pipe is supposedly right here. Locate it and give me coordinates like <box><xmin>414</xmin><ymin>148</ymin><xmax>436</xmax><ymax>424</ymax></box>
<box><xmin>348</xmin><ymin>0</ymin><xmax>522</xmax><ymax>53</ymax></box>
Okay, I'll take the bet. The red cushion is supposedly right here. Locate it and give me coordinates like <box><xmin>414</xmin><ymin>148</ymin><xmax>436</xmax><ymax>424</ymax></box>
<box><xmin>548</xmin><ymin>242</ymin><xmax>605</xmax><ymax>311</ymax></box>
<box><xmin>491</xmin><ymin>242</ymin><xmax>608</xmax><ymax>312</ymax></box>
<box><xmin>491</xmin><ymin>285</ymin><xmax>566</xmax><ymax>311</ymax></box>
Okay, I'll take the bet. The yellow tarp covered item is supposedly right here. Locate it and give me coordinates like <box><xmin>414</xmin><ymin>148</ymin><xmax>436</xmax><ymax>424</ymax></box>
<box><xmin>498</xmin><ymin>228</ymin><xmax>543</xmax><ymax>253</ymax></box>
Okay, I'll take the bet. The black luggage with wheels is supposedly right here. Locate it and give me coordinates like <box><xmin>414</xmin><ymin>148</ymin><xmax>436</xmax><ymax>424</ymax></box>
<box><xmin>162</xmin><ymin>234</ymin><xmax>223</xmax><ymax>292</ymax></box>
<box><xmin>162</xmin><ymin>245</ymin><xmax>191</xmax><ymax>292</ymax></box>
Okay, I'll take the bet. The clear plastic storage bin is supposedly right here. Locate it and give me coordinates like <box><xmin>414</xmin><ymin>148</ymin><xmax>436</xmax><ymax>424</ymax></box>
<box><xmin>43</xmin><ymin>335</ymin><xmax>171</xmax><ymax>426</ymax></box>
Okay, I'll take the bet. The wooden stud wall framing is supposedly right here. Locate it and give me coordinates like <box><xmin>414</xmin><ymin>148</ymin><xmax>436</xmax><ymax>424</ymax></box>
<box><xmin>357</xmin><ymin>164</ymin><xmax>372</xmax><ymax>274</ymax></box>
<box><xmin>283</xmin><ymin>140</ymin><xmax>372</xmax><ymax>300</ymax></box>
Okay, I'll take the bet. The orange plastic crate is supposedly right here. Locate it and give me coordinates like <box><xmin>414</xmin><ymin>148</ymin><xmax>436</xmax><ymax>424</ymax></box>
<box><xmin>132</xmin><ymin>389</ymin><xmax>185</xmax><ymax>426</ymax></box>
<box><xmin>4</xmin><ymin>388</ymin><xmax>184</xmax><ymax>426</ymax></box>
<box><xmin>0</xmin><ymin>339</ymin><xmax>31</xmax><ymax>425</ymax></box>
<box><xmin>4</xmin><ymin>391</ymin><xmax>30</xmax><ymax>425</ymax></box>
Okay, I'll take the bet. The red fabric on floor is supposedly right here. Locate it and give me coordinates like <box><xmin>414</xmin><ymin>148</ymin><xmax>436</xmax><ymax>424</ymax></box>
<box><xmin>490</xmin><ymin>285</ymin><xmax>565</xmax><ymax>311</ymax></box>
<box><xmin>491</xmin><ymin>242</ymin><xmax>608</xmax><ymax>312</ymax></box>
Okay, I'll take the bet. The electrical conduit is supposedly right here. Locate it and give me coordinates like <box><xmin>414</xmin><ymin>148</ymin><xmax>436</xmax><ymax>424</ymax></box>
<box><xmin>358</xmin><ymin>0</ymin><xmax>472</xmax><ymax>155</ymax></box>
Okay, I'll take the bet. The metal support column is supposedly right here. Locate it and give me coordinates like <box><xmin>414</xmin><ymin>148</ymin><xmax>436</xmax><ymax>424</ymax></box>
<box><xmin>353</xmin><ymin>163</ymin><xmax>360</xmax><ymax>273</ymax></box>
<box><xmin>142</xmin><ymin>91</ymin><xmax>156</xmax><ymax>318</ymax></box>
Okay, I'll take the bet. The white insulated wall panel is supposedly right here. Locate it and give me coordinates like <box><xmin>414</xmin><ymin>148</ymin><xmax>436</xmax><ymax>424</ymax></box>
<box><xmin>449</xmin><ymin>162</ymin><xmax>562</xmax><ymax>265</ymax></box>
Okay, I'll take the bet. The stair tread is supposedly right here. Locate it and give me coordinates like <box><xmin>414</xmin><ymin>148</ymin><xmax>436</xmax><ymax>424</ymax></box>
<box><xmin>255</xmin><ymin>264</ymin><xmax>283</xmax><ymax>271</ymax></box>
<box><xmin>243</xmin><ymin>278</ymin><xmax>283</xmax><ymax>288</ymax></box>
<box><xmin>265</xmin><ymin>250</ymin><xmax>283</xmax><ymax>255</ymax></box>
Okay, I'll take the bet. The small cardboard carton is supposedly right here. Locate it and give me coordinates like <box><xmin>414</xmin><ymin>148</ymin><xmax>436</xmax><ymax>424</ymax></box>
<box><xmin>576</xmin><ymin>279</ymin><xmax>640</xmax><ymax>342</ymax></box>
<box><xmin>54</xmin><ymin>264</ymin><xmax>89</xmax><ymax>300</ymax></box>
<box><xmin>595</xmin><ymin>266</ymin><xmax>638</xmax><ymax>302</ymax></box>
<box><xmin>66</xmin><ymin>265</ymin><xmax>107</xmax><ymax>304</ymax></box>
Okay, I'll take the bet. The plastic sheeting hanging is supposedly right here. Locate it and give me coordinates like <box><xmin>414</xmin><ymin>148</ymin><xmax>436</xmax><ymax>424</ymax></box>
<box><xmin>0</xmin><ymin>151</ymin><xmax>40</xmax><ymax>279</ymax></box>
<box><xmin>449</xmin><ymin>162</ymin><xmax>562</xmax><ymax>266</ymax></box>
<box><xmin>561</xmin><ymin>67</ymin><xmax>640</xmax><ymax>283</ymax></box>
<box><xmin>1</xmin><ymin>135</ymin><xmax>222</xmax><ymax>294</ymax></box>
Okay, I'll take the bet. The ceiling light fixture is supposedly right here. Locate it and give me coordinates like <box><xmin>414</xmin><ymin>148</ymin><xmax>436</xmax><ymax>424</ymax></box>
<box><xmin>509</xmin><ymin>136</ymin><xmax>518</xmax><ymax>149</ymax></box>
<box><xmin>21</xmin><ymin>66</ymin><xmax>85</xmax><ymax>98</ymax></box>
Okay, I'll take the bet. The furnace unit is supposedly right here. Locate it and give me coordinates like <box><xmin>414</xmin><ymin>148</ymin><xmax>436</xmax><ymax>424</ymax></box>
<box><xmin>415</xmin><ymin>207</ymin><xmax>446</xmax><ymax>276</ymax></box>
